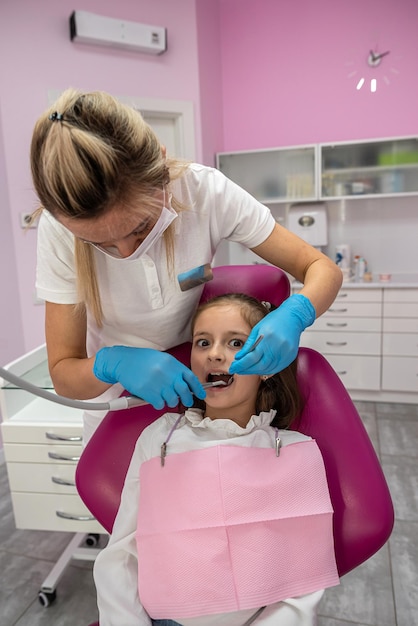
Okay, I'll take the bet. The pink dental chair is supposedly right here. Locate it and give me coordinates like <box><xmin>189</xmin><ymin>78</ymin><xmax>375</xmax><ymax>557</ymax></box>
<box><xmin>76</xmin><ymin>265</ymin><xmax>394</xmax><ymax>625</ymax></box>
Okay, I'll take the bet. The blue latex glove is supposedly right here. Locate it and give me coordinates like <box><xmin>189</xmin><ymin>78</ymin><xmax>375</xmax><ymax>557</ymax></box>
<box><xmin>229</xmin><ymin>294</ymin><xmax>316</xmax><ymax>376</ymax></box>
<box><xmin>93</xmin><ymin>346</ymin><xmax>206</xmax><ymax>410</ymax></box>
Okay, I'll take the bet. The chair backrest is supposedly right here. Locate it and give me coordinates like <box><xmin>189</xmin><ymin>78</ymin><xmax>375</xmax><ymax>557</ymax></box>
<box><xmin>76</xmin><ymin>265</ymin><xmax>394</xmax><ymax>577</ymax></box>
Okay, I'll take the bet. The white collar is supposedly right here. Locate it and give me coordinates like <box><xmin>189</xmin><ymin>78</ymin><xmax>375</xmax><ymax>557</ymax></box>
<box><xmin>184</xmin><ymin>408</ymin><xmax>277</xmax><ymax>436</ymax></box>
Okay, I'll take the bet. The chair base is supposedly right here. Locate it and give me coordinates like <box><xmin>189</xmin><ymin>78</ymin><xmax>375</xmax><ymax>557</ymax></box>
<box><xmin>39</xmin><ymin>532</ymin><xmax>101</xmax><ymax>606</ymax></box>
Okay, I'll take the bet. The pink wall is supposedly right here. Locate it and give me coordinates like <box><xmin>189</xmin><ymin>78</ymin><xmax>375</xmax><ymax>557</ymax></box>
<box><xmin>0</xmin><ymin>102</ymin><xmax>25</xmax><ymax>365</ymax></box>
<box><xmin>195</xmin><ymin>0</ymin><xmax>224</xmax><ymax>166</ymax></box>
<box><xmin>0</xmin><ymin>0</ymin><xmax>205</xmax><ymax>358</ymax></box>
<box><xmin>219</xmin><ymin>0</ymin><xmax>418</xmax><ymax>149</ymax></box>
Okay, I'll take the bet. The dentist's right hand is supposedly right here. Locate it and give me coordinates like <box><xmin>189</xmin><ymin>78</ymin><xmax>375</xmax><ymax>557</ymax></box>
<box><xmin>93</xmin><ymin>346</ymin><xmax>206</xmax><ymax>410</ymax></box>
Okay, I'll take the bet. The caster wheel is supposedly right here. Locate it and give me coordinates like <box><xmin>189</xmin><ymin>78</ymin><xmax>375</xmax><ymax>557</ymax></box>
<box><xmin>38</xmin><ymin>589</ymin><xmax>57</xmax><ymax>607</ymax></box>
<box><xmin>85</xmin><ymin>532</ymin><xmax>100</xmax><ymax>547</ymax></box>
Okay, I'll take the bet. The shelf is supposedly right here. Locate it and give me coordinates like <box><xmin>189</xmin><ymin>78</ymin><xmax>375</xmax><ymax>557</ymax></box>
<box><xmin>323</xmin><ymin>163</ymin><xmax>418</xmax><ymax>176</ymax></box>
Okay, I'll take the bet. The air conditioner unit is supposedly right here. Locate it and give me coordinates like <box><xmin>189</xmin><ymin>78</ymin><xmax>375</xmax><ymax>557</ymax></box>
<box><xmin>69</xmin><ymin>11</ymin><xmax>167</xmax><ymax>55</ymax></box>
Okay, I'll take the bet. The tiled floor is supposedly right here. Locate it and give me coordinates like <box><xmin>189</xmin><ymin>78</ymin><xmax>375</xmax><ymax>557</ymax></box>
<box><xmin>0</xmin><ymin>401</ymin><xmax>417</xmax><ymax>626</ymax></box>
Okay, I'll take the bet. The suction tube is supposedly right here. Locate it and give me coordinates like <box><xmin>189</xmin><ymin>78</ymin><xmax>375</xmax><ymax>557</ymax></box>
<box><xmin>0</xmin><ymin>367</ymin><xmax>146</xmax><ymax>411</ymax></box>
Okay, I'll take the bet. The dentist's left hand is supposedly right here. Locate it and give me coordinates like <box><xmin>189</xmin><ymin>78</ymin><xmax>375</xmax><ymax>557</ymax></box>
<box><xmin>93</xmin><ymin>346</ymin><xmax>206</xmax><ymax>410</ymax></box>
<box><xmin>229</xmin><ymin>294</ymin><xmax>316</xmax><ymax>376</ymax></box>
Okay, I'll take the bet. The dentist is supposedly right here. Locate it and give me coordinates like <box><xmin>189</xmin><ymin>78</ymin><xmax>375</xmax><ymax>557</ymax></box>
<box><xmin>30</xmin><ymin>89</ymin><xmax>342</xmax><ymax>441</ymax></box>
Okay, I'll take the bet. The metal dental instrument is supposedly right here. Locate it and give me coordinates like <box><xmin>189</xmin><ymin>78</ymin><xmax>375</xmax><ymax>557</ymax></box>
<box><xmin>246</xmin><ymin>334</ymin><xmax>263</xmax><ymax>352</ymax></box>
<box><xmin>202</xmin><ymin>378</ymin><xmax>233</xmax><ymax>389</ymax></box>
<box><xmin>0</xmin><ymin>366</ymin><xmax>232</xmax><ymax>411</ymax></box>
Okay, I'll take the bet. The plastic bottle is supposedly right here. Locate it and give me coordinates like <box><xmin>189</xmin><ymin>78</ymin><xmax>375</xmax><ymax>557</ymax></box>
<box><xmin>353</xmin><ymin>256</ymin><xmax>360</xmax><ymax>282</ymax></box>
<box><xmin>358</xmin><ymin>257</ymin><xmax>367</xmax><ymax>281</ymax></box>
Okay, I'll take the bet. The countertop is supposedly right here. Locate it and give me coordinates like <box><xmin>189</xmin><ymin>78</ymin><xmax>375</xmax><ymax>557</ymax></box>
<box><xmin>292</xmin><ymin>273</ymin><xmax>418</xmax><ymax>289</ymax></box>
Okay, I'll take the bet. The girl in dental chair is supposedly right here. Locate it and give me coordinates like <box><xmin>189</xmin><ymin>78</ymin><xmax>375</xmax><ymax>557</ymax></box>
<box><xmin>93</xmin><ymin>293</ymin><xmax>339</xmax><ymax>626</ymax></box>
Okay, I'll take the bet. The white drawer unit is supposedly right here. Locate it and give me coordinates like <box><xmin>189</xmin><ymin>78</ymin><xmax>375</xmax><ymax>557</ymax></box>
<box><xmin>0</xmin><ymin>344</ymin><xmax>105</xmax><ymax>605</ymax></box>
<box><xmin>0</xmin><ymin>344</ymin><xmax>103</xmax><ymax>534</ymax></box>
<box><xmin>382</xmin><ymin>289</ymin><xmax>418</xmax><ymax>393</ymax></box>
<box><xmin>295</xmin><ymin>287</ymin><xmax>383</xmax><ymax>392</ymax></box>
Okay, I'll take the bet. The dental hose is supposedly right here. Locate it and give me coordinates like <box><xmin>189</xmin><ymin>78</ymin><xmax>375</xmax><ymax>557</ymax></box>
<box><xmin>0</xmin><ymin>367</ymin><xmax>146</xmax><ymax>411</ymax></box>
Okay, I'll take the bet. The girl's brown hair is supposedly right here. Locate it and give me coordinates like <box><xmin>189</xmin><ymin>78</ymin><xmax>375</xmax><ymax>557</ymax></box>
<box><xmin>30</xmin><ymin>88</ymin><xmax>188</xmax><ymax>326</ymax></box>
<box><xmin>191</xmin><ymin>293</ymin><xmax>304</xmax><ymax>429</ymax></box>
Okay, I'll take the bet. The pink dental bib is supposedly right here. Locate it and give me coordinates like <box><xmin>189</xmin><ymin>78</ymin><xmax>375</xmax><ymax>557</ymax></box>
<box><xmin>136</xmin><ymin>441</ymin><xmax>339</xmax><ymax>619</ymax></box>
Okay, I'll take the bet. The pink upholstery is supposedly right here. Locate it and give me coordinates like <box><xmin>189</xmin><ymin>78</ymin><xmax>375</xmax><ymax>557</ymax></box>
<box><xmin>200</xmin><ymin>263</ymin><xmax>291</xmax><ymax>305</ymax></box>
<box><xmin>77</xmin><ymin>265</ymin><xmax>393</xmax><ymax>592</ymax></box>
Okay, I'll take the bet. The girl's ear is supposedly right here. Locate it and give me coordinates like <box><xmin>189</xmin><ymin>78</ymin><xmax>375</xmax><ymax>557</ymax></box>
<box><xmin>161</xmin><ymin>145</ymin><xmax>167</xmax><ymax>158</ymax></box>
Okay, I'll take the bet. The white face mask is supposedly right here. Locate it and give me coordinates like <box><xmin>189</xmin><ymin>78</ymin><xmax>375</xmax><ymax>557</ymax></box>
<box><xmin>91</xmin><ymin>195</ymin><xmax>177</xmax><ymax>261</ymax></box>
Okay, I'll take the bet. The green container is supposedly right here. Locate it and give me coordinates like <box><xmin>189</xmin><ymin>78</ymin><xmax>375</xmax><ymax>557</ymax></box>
<box><xmin>379</xmin><ymin>151</ymin><xmax>418</xmax><ymax>166</ymax></box>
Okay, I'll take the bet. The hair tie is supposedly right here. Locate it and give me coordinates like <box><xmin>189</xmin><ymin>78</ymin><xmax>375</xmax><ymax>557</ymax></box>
<box><xmin>49</xmin><ymin>111</ymin><xmax>64</xmax><ymax>122</ymax></box>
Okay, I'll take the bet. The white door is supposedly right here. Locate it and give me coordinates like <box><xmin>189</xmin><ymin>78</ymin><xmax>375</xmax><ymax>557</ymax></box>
<box><xmin>123</xmin><ymin>96</ymin><xmax>195</xmax><ymax>161</ymax></box>
<box><xmin>141</xmin><ymin>112</ymin><xmax>181</xmax><ymax>157</ymax></box>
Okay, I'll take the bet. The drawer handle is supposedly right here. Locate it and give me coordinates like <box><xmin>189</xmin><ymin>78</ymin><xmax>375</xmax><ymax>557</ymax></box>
<box><xmin>46</xmin><ymin>432</ymin><xmax>82</xmax><ymax>442</ymax></box>
<box><xmin>48</xmin><ymin>452</ymin><xmax>81</xmax><ymax>462</ymax></box>
<box><xmin>337</xmin><ymin>370</ymin><xmax>347</xmax><ymax>375</ymax></box>
<box><xmin>56</xmin><ymin>510</ymin><xmax>95</xmax><ymax>522</ymax></box>
<box><xmin>328</xmin><ymin>308</ymin><xmax>348</xmax><ymax>313</ymax></box>
<box><xmin>336</xmin><ymin>293</ymin><xmax>348</xmax><ymax>298</ymax></box>
<box><xmin>326</xmin><ymin>322</ymin><xmax>348</xmax><ymax>328</ymax></box>
<box><xmin>326</xmin><ymin>341</ymin><xmax>348</xmax><ymax>346</ymax></box>
<box><xmin>51</xmin><ymin>476</ymin><xmax>76</xmax><ymax>487</ymax></box>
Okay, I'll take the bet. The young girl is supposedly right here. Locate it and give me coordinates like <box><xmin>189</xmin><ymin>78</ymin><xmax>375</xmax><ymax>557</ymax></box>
<box><xmin>93</xmin><ymin>294</ymin><xmax>339</xmax><ymax>626</ymax></box>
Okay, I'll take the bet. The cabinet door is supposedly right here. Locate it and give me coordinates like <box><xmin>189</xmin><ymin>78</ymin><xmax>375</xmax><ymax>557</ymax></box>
<box><xmin>325</xmin><ymin>355</ymin><xmax>381</xmax><ymax>390</ymax></box>
<box><xmin>321</xmin><ymin>137</ymin><xmax>418</xmax><ymax>198</ymax></box>
<box><xmin>384</xmin><ymin>302</ymin><xmax>418</xmax><ymax>318</ymax></box>
<box><xmin>312</xmin><ymin>316</ymin><xmax>381</xmax><ymax>332</ymax></box>
<box><xmin>384</xmin><ymin>288</ymin><xmax>418</xmax><ymax>303</ymax></box>
<box><xmin>4</xmin><ymin>443</ymin><xmax>82</xmax><ymax>463</ymax></box>
<box><xmin>217</xmin><ymin>146</ymin><xmax>317</xmax><ymax>203</ymax></box>
<box><xmin>11</xmin><ymin>493</ymin><xmax>104</xmax><ymax>533</ymax></box>
<box><xmin>332</xmin><ymin>288</ymin><xmax>382</xmax><ymax>303</ymax></box>
<box><xmin>6</xmin><ymin>462</ymin><xmax>78</xmax><ymax>494</ymax></box>
<box><xmin>325</xmin><ymin>302</ymin><xmax>382</xmax><ymax>317</ymax></box>
<box><xmin>382</xmin><ymin>357</ymin><xmax>418</xmax><ymax>392</ymax></box>
<box><xmin>384</xmin><ymin>317</ymin><xmax>418</xmax><ymax>333</ymax></box>
<box><xmin>383</xmin><ymin>333</ymin><xmax>418</xmax><ymax>357</ymax></box>
<box><xmin>300</xmin><ymin>331</ymin><xmax>381</xmax><ymax>355</ymax></box>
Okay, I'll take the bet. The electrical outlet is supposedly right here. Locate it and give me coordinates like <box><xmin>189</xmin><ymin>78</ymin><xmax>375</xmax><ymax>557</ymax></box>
<box><xmin>20</xmin><ymin>212</ymin><xmax>37</xmax><ymax>229</ymax></box>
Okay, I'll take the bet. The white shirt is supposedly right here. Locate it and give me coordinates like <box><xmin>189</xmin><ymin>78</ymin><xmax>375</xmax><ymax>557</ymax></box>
<box><xmin>93</xmin><ymin>409</ymin><xmax>327</xmax><ymax>626</ymax></box>
<box><xmin>36</xmin><ymin>164</ymin><xmax>276</xmax><ymax>439</ymax></box>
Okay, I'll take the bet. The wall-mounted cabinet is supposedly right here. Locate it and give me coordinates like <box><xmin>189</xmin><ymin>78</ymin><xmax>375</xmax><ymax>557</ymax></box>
<box><xmin>217</xmin><ymin>136</ymin><xmax>418</xmax><ymax>203</ymax></box>
<box><xmin>321</xmin><ymin>137</ymin><xmax>418</xmax><ymax>198</ymax></box>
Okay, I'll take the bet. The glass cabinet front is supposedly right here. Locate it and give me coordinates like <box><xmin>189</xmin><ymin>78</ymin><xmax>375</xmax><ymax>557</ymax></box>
<box><xmin>321</xmin><ymin>137</ymin><xmax>418</xmax><ymax>198</ymax></box>
<box><xmin>217</xmin><ymin>146</ymin><xmax>317</xmax><ymax>203</ymax></box>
